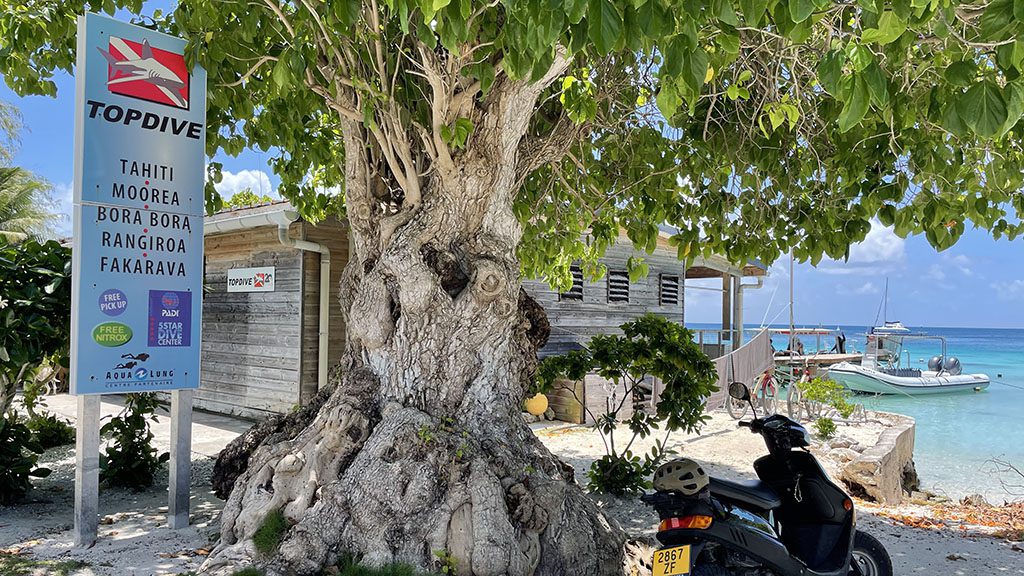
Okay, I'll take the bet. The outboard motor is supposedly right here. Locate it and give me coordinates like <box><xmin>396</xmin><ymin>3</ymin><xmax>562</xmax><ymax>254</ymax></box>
<box><xmin>943</xmin><ymin>357</ymin><xmax>962</xmax><ymax>376</ymax></box>
<box><xmin>927</xmin><ymin>356</ymin><xmax>944</xmax><ymax>371</ymax></box>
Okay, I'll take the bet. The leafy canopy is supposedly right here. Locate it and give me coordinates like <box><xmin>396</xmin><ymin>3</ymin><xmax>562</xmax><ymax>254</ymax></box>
<box><xmin>2</xmin><ymin>1</ymin><xmax>1023</xmax><ymax>285</ymax></box>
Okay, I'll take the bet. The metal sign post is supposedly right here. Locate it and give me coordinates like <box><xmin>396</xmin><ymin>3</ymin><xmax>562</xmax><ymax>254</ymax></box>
<box><xmin>70</xmin><ymin>12</ymin><xmax>206</xmax><ymax>546</ymax></box>
<box><xmin>73</xmin><ymin>396</ymin><xmax>101</xmax><ymax>547</ymax></box>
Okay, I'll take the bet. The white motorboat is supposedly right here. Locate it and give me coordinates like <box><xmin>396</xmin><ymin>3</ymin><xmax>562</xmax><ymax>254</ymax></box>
<box><xmin>828</xmin><ymin>330</ymin><xmax>990</xmax><ymax>395</ymax></box>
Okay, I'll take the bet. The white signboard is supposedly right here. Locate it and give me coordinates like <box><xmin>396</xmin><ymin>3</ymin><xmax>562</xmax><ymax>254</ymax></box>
<box><xmin>227</xmin><ymin>266</ymin><xmax>276</xmax><ymax>292</ymax></box>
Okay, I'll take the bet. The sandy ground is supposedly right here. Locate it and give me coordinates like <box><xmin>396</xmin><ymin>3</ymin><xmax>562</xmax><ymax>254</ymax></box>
<box><xmin>0</xmin><ymin>394</ymin><xmax>250</xmax><ymax>575</ymax></box>
<box><xmin>1</xmin><ymin>397</ymin><xmax>1021</xmax><ymax>575</ymax></box>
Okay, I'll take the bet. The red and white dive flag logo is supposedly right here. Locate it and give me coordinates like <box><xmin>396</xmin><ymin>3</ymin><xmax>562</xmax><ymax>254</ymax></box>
<box><xmin>97</xmin><ymin>36</ymin><xmax>190</xmax><ymax>109</ymax></box>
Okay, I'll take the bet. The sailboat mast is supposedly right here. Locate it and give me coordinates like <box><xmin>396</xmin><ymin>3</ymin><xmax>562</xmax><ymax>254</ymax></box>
<box><xmin>789</xmin><ymin>251</ymin><xmax>795</xmax><ymax>349</ymax></box>
<box><xmin>884</xmin><ymin>278</ymin><xmax>888</xmax><ymax>323</ymax></box>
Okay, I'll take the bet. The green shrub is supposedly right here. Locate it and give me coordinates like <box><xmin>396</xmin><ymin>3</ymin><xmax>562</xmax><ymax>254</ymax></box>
<box><xmin>813</xmin><ymin>417</ymin><xmax>838</xmax><ymax>440</ymax></box>
<box><xmin>0</xmin><ymin>415</ymin><xmax>50</xmax><ymax>505</ymax></box>
<box><xmin>231</xmin><ymin>569</ymin><xmax>263</xmax><ymax>576</ymax></box>
<box><xmin>0</xmin><ymin>239</ymin><xmax>71</xmax><ymax>416</ymax></box>
<box><xmin>253</xmin><ymin>508</ymin><xmax>289</xmax><ymax>556</ymax></box>
<box><xmin>100</xmin><ymin>393</ymin><xmax>168</xmax><ymax>490</ymax></box>
<box><xmin>801</xmin><ymin>377</ymin><xmax>856</xmax><ymax>419</ymax></box>
<box><xmin>536</xmin><ymin>313</ymin><xmax>718</xmax><ymax>496</ymax></box>
<box><xmin>27</xmin><ymin>411</ymin><xmax>75</xmax><ymax>448</ymax></box>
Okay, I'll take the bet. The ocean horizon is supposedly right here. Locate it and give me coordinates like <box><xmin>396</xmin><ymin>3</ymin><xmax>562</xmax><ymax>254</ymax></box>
<box><xmin>686</xmin><ymin>322</ymin><xmax>1024</xmax><ymax>503</ymax></box>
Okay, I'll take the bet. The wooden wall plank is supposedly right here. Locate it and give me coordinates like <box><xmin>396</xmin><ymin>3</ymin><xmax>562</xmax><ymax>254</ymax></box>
<box><xmin>200</xmin><ymin>227</ymin><xmax>304</xmax><ymax>416</ymax></box>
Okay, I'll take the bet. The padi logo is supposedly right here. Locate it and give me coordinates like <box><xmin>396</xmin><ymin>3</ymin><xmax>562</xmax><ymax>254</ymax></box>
<box><xmin>98</xmin><ymin>37</ymin><xmax>190</xmax><ymax>109</ymax></box>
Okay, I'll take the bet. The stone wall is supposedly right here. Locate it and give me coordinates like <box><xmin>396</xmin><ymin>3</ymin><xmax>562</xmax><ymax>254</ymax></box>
<box><xmin>840</xmin><ymin>412</ymin><xmax>917</xmax><ymax>505</ymax></box>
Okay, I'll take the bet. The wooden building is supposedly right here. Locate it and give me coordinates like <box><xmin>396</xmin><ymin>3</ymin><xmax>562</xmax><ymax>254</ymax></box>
<box><xmin>522</xmin><ymin>229</ymin><xmax>767</xmax><ymax>423</ymax></box>
<box><xmin>200</xmin><ymin>202</ymin><xmax>347</xmax><ymax>418</ymax></box>
<box><xmin>521</xmin><ymin>230</ymin><xmax>767</xmax><ymax>358</ymax></box>
<box><xmin>199</xmin><ymin>206</ymin><xmax>764</xmax><ymax>419</ymax></box>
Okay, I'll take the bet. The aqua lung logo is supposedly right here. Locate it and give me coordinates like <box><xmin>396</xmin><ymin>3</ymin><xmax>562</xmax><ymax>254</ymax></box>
<box><xmin>103</xmin><ymin>352</ymin><xmax>174</xmax><ymax>384</ymax></box>
<box><xmin>98</xmin><ymin>37</ymin><xmax>190</xmax><ymax>109</ymax></box>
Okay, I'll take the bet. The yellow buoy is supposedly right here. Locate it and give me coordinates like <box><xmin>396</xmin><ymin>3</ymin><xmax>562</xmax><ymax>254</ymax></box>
<box><xmin>524</xmin><ymin>393</ymin><xmax>549</xmax><ymax>416</ymax></box>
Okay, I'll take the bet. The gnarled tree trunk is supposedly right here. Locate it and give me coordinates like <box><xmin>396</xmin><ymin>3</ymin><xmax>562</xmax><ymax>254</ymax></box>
<box><xmin>202</xmin><ymin>68</ymin><xmax>627</xmax><ymax>575</ymax></box>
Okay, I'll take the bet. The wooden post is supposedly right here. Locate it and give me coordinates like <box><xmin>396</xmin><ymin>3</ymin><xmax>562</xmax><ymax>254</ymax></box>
<box><xmin>74</xmin><ymin>394</ymin><xmax>101</xmax><ymax>547</ymax></box>
<box><xmin>168</xmin><ymin>389</ymin><xmax>193</xmax><ymax>529</ymax></box>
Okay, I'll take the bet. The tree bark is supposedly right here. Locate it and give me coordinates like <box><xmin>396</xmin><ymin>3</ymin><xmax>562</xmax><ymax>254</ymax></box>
<box><xmin>202</xmin><ymin>69</ymin><xmax>626</xmax><ymax>576</ymax></box>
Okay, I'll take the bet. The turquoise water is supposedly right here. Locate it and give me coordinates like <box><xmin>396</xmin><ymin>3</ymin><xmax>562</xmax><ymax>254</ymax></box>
<box><xmin>690</xmin><ymin>323</ymin><xmax>1024</xmax><ymax>502</ymax></box>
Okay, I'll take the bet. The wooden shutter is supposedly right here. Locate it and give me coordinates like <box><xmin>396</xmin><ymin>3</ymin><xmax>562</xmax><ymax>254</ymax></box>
<box><xmin>660</xmin><ymin>274</ymin><xmax>679</xmax><ymax>306</ymax></box>
<box><xmin>607</xmin><ymin>270</ymin><xmax>630</xmax><ymax>303</ymax></box>
<box><xmin>559</xmin><ymin>264</ymin><xmax>584</xmax><ymax>301</ymax></box>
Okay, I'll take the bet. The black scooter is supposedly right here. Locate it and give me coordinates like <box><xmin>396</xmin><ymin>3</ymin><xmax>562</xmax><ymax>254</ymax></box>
<box><xmin>641</xmin><ymin>382</ymin><xmax>892</xmax><ymax>576</ymax></box>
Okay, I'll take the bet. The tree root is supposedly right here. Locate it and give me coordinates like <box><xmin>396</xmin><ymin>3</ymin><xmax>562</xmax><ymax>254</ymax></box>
<box><xmin>202</xmin><ymin>372</ymin><xmax>626</xmax><ymax>575</ymax></box>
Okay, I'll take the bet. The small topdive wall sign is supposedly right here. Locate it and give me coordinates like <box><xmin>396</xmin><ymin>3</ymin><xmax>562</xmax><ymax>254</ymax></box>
<box><xmin>70</xmin><ymin>13</ymin><xmax>206</xmax><ymax>395</ymax></box>
<box><xmin>227</xmin><ymin>266</ymin><xmax>276</xmax><ymax>293</ymax></box>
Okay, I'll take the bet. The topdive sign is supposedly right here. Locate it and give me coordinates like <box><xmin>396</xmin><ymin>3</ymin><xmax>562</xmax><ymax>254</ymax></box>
<box><xmin>70</xmin><ymin>13</ymin><xmax>206</xmax><ymax>395</ymax></box>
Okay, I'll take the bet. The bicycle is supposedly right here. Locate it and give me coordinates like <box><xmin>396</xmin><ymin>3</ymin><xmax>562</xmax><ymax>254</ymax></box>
<box><xmin>784</xmin><ymin>367</ymin><xmax>812</xmax><ymax>421</ymax></box>
<box><xmin>726</xmin><ymin>369</ymin><xmax>780</xmax><ymax>419</ymax></box>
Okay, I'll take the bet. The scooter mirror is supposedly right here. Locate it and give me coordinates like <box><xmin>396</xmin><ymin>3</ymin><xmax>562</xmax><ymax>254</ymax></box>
<box><xmin>728</xmin><ymin>382</ymin><xmax>751</xmax><ymax>401</ymax></box>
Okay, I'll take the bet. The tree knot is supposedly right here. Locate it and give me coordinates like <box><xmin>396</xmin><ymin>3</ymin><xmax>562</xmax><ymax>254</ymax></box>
<box><xmin>506</xmin><ymin>482</ymin><xmax>548</xmax><ymax>532</ymax></box>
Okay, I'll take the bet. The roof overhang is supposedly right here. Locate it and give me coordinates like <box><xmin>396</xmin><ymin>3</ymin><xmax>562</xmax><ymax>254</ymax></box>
<box><xmin>204</xmin><ymin>202</ymin><xmax>298</xmax><ymax>236</ymax></box>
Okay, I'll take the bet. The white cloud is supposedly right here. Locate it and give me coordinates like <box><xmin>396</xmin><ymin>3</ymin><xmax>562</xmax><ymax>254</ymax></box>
<box><xmin>991</xmin><ymin>280</ymin><xmax>1024</xmax><ymax>301</ymax></box>
<box><xmin>855</xmin><ymin>282</ymin><xmax>879</xmax><ymax>295</ymax></box>
<box><xmin>213</xmin><ymin>169</ymin><xmax>278</xmax><ymax>200</ymax></box>
<box><xmin>945</xmin><ymin>254</ymin><xmax>973</xmax><ymax>277</ymax></box>
<box><xmin>837</xmin><ymin>281</ymin><xmax>880</xmax><ymax>296</ymax></box>
<box><xmin>817</xmin><ymin>219</ymin><xmax>905</xmax><ymax>275</ymax></box>
<box><xmin>924</xmin><ymin>264</ymin><xmax>946</xmax><ymax>282</ymax></box>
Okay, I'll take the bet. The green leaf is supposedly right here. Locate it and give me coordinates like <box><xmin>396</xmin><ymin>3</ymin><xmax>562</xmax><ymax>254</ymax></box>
<box><xmin>981</xmin><ymin>0</ymin><xmax>1017</xmax><ymax>39</ymax></box>
<box><xmin>864</xmin><ymin>62</ymin><xmax>889</xmax><ymax>107</ymax></box>
<box><xmin>943</xmin><ymin>61</ymin><xmax>976</xmax><ymax>87</ymax></box>
<box><xmin>717</xmin><ymin>0</ymin><xmax>739</xmax><ymax>26</ymax></box>
<box><xmin>740</xmin><ymin>0</ymin><xmax>769</xmax><ymax>24</ymax></box>
<box><xmin>1016</xmin><ymin>0</ymin><xmax>1024</xmax><ymax>21</ymax></box>
<box><xmin>816</xmin><ymin>50</ymin><xmax>844</xmax><ymax>94</ymax></box>
<box><xmin>789</xmin><ymin>0</ymin><xmax>815</xmax><ymax>22</ymax></box>
<box><xmin>958</xmin><ymin>82</ymin><xmax>1008</xmax><ymax>137</ymax></box>
<box><xmin>847</xmin><ymin>44</ymin><xmax>874</xmax><ymax>73</ymax></box>
<box><xmin>656</xmin><ymin>84</ymin><xmax>682</xmax><ymax>119</ymax></box>
<box><xmin>679</xmin><ymin>46</ymin><xmax>709</xmax><ymax>99</ymax></box>
<box><xmin>838</xmin><ymin>75</ymin><xmax>870</xmax><ymax>132</ymax></box>
<box><xmin>271</xmin><ymin>56</ymin><xmax>290</xmax><ymax>89</ymax></box>
<box><xmin>588</xmin><ymin>0</ymin><xmax>623</xmax><ymax>54</ymax></box>
<box><xmin>861</xmin><ymin>11</ymin><xmax>907</xmax><ymax>45</ymax></box>
<box><xmin>566</xmin><ymin>0</ymin><xmax>588</xmax><ymax>23</ymax></box>
<box><xmin>998</xmin><ymin>80</ymin><xmax>1024</xmax><ymax>136</ymax></box>
<box><xmin>432</xmin><ymin>0</ymin><xmax>451</xmax><ymax>11</ymax></box>
<box><xmin>878</xmin><ymin>204</ymin><xmax>897</xmax><ymax>227</ymax></box>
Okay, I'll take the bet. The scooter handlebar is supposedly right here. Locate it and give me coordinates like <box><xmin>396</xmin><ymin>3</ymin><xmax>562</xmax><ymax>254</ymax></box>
<box><xmin>738</xmin><ymin>419</ymin><xmax>762</xmax><ymax>432</ymax></box>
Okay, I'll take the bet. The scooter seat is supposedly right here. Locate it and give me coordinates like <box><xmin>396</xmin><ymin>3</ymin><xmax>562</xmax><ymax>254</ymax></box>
<box><xmin>709</xmin><ymin>477</ymin><xmax>782</xmax><ymax>510</ymax></box>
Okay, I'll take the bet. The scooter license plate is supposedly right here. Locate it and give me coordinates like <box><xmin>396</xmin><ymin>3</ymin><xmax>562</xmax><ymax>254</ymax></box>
<box><xmin>652</xmin><ymin>545</ymin><xmax>691</xmax><ymax>576</ymax></box>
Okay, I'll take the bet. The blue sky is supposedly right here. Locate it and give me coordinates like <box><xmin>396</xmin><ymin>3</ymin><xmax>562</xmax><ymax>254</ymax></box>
<box><xmin>4</xmin><ymin>70</ymin><xmax>1024</xmax><ymax>330</ymax></box>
